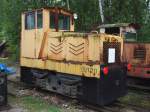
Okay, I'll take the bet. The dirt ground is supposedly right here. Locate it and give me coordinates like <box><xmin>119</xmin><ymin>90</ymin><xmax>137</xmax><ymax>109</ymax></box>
<box><xmin>0</xmin><ymin>104</ymin><xmax>27</xmax><ymax>112</ymax></box>
<box><xmin>1</xmin><ymin>107</ymin><xmax>26</xmax><ymax>112</ymax></box>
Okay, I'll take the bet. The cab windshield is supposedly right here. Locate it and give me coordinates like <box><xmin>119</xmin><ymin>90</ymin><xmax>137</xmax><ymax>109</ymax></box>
<box><xmin>50</xmin><ymin>13</ymin><xmax>70</xmax><ymax>30</ymax></box>
<box><xmin>58</xmin><ymin>14</ymin><xmax>70</xmax><ymax>30</ymax></box>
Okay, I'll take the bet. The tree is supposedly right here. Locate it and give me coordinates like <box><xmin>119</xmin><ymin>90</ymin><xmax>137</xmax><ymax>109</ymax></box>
<box><xmin>0</xmin><ymin>0</ymin><xmax>150</xmax><ymax>61</ymax></box>
<box><xmin>98</xmin><ymin>0</ymin><xmax>104</xmax><ymax>23</ymax></box>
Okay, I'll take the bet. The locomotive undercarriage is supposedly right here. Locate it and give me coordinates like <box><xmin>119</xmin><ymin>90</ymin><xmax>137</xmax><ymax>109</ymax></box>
<box><xmin>21</xmin><ymin>66</ymin><xmax>126</xmax><ymax>105</ymax></box>
<box><xmin>21</xmin><ymin>67</ymin><xmax>82</xmax><ymax>98</ymax></box>
<box><xmin>36</xmin><ymin>73</ymin><xmax>82</xmax><ymax>98</ymax></box>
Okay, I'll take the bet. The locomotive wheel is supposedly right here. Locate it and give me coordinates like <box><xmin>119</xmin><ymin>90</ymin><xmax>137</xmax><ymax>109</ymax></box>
<box><xmin>20</xmin><ymin>67</ymin><xmax>82</xmax><ymax>98</ymax></box>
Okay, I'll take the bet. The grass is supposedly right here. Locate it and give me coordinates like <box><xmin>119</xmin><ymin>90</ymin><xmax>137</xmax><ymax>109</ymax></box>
<box><xmin>0</xmin><ymin>58</ymin><xmax>15</xmax><ymax>66</ymax></box>
<box><xmin>0</xmin><ymin>58</ymin><xmax>9</xmax><ymax>64</ymax></box>
<box><xmin>119</xmin><ymin>91</ymin><xmax>150</xmax><ymax>109</ymax></box>
<box><xmin>9</xmin><ymin>95</ymin><xmax>61</xmax><ymax>112</ymax></box>
<box><xmin>7</xmin><ymin>87</ymin><xmax>150</xmax><ymax>112</ymax></box>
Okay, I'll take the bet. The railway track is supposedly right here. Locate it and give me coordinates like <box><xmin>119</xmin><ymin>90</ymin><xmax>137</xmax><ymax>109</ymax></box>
<box><xmin>7</xmin><ymin>77</ymin><xmax>150</xmax><ymax>112</ymax></box>
<box><xmin>84</xmin><ymin>100</ymin><xmax>150</xmax><ymax>112</ymax></box>
<box><xmin>128</xmin><ymin>84</ymin><xmax>150</xmax><ymax>93</ymax></box>
<box><xmin>127</xmin><ymin>77</ymin><xmax>150</xmax><ymax>91</ymax></box>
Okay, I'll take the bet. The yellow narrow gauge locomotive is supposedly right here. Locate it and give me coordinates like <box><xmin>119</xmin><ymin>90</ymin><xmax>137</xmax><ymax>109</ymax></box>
<box><xmin>20</xmin><ymin>7</ymin><xmax>127</xmax><ymax>105</ymax></box>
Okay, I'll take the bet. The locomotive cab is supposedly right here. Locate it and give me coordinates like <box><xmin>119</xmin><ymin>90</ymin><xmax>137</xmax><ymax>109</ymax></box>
<box><xmin>21</xmin><ymin>7</ymin><xmax>127</xmax><ymax>105</ymax></box>
<box><xmin>21</xmin><ymin>7</ymin><xmax>74</xmax><ymax>58</ymax></box>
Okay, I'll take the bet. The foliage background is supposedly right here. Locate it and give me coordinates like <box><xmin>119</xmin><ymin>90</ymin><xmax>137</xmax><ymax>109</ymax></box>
<box><xmin>0</xmin><ymin>0</ymin><xmax>150</xmax><ymax>61</ymax></box>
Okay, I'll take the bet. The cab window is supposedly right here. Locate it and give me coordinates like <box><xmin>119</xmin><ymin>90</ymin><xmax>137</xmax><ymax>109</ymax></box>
<box><xmin>50</xmin><ymin>13</ymin><xmax>55</xmax><ymax>29</ymax></box>
<box><xmin>25</xmin><ymin>12</ymin><xmax>35</xmax><ymax>30</ymax></box>
<box><xmin>58</xmin><ymin>14</ymin><xmax>70</xmax><ymax>30</ymax></box>
<box><xmin>37</xmin><ymin>11</ymin><xmax>43</xmax><ymax>29</ymax></box>
<box><xmin>50</xmin><ymin>13</ymin><xmax>70</xmax><ymax>30</ymax></box>
<box><xmin>25</xmin><ymin>10</ymin><xmax>43</xmax><ymax>30</ymax></box>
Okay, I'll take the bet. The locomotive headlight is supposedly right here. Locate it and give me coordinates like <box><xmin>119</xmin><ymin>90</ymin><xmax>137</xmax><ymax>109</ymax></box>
<box><xmin>103</xmin><ymin>67</ymin><xmax>109</xmax><ymax>75</ymax></box>
<box><xmin>127</xmin><ymin>63</ymin><xmax>132</xmax><ymax>71</ymax></box>
<box><xmin>73</xmin><ymin>13</ymin><xmax>78</xmax><ymax>20</ymax></box>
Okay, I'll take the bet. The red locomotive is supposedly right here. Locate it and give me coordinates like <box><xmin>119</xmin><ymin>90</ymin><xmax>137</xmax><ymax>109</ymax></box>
<box><xmin>124</xmin><ymin>42</ymin><xmax>150</xmax><ymax>79</ymax></box>
<box><xmin>98</xmin><ymin>23</ymin><xmax>150</xmax><ymax>80</ymax></box>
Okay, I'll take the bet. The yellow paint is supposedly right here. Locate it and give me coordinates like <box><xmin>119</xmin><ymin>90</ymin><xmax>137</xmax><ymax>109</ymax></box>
<box><xmin>21</xmin><ymin>29</ymin><xmax>36</xmax><ymax>58</ymax></box>
<box><xmin>21</xmin><ymin>57</ymin><xmax>101</xmax><ymax>78</ymax></box>
<box><xmin>35</xmin><ymin>29</ymin><xmax>44</xmax><ymax>58</ymax></box>
<box><xmin>21</xmin><ymin>58</ymin><xmax>45</xmax><ymax>69</ymax></box>
<box><xmin>21</xmin><ymin>8</ymin><xmax>123</xmax><ymax>79</ymax></box>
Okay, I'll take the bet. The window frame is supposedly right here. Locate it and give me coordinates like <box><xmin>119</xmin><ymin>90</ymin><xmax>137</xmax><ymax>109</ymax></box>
<box><xmin>25</xmin><ymin>11</ymin><xmax>36</xmax><ymax>30</ymax></box>
<box><xmin>24</xmin><ymin>10</ymin><xmax>43</xmax><ymax>30</ymax></box>
<box><xmin>37</xmin><ymin>10</ymin><xmax>43</xmax><ymax>29</ymax></box>
<box><xmin>58</xmin><ymin>14</ymin><xmax>70</xmax><ymax>30</ymax></box>
<box><xmin>50</xmin><ymin>12</ymin><xmax>56</xmax><ymax>29</ymax></box>
<box><xmin>49</xmin><ymin>12</ymin><xmax>71</xmax><ymax>31</ymax></box>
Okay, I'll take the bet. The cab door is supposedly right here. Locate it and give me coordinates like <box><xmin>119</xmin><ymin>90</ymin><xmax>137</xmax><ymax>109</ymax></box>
<box><xmin>21</xmin><ymin>11</ymin><xmax>36</xmax><ymax>58</ymax></box>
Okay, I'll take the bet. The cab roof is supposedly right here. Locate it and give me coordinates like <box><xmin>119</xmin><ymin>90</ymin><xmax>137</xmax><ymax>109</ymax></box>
<box><xmin>97</xmin><ymin>23</ymin><xmax>140</xmax><ymax>29</ymax></box>
<box><xmin>22</xmin><ymin>7</ymin><xmax>74</xmax><ymax>14</ymax></box>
